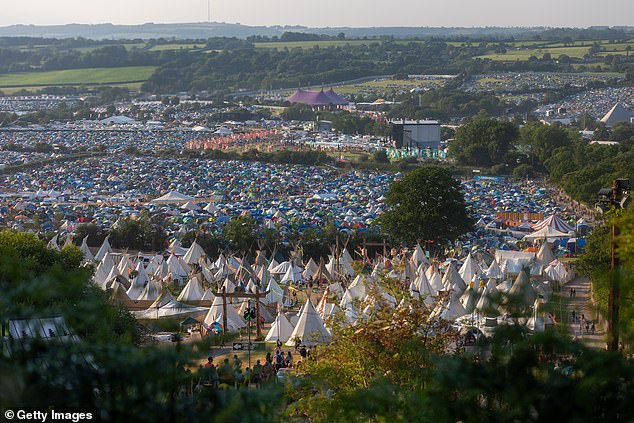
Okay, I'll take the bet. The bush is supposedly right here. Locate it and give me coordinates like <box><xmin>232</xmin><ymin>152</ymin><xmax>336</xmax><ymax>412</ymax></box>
<box><xmin>490</xmin><ymin>163</ymin><xmax>510</xmax><ymax>175</ymax></box>
<box><xmin>513</xmin><ymin>164</ymin><xmax>535</xmax><ymax>178</ymax></box>
<box><xmin>373</xmin><ymin>150</ymin><xmax>390</xmax><ymax>163</ymax></box>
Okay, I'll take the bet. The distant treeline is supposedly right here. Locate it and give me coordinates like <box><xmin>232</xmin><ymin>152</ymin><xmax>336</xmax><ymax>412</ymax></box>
<box><xmin>0</xmin><ymin>30</ymin><xmax>633</xmax><ymax>94</ymax></box>
<box><xmin>449</xmin><ymin>117</ymin><xmax>634</xmax><ymax>203</ymax></box>
<box><xmin>0</xmin><ymin>37</ymin><xmax>250</xmax><ymax>74</ymax></box>
<box><xmin>142</xmin><ymin>41</ymin><xmax>467</xmax><ymax>93</ymax></box>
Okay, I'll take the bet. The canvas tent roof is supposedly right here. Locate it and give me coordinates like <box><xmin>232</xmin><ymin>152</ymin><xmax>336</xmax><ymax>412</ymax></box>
<box><xmin>137</xmin><ymin>279</ymin><xmax>161</xmax><ymax>301</ymax></box>
<box><xmin>523</xmin><ymin>225</ymin><xmax>569</xmax><ymax>242</ymax></box>
<box><xmin>80</xmin><ymin>236</ymin><xmax>94</xmax><ymax>261</ymax></box>
<box><xmin>203</xmin><ymin>296</ymin><xmax>246</xmax><ymax>332</ymax></box>
<box><xmin>177</xmin><ymin>276</ymin><xmax>206</xmax><ymax>302</ymax></box>
<box><xmin>265</xmin><ymin>312</ymin><xmax>295</xmax><ymax>343</ymax></box>
<box><xmin>442</xmin><ymin>262</ymin><xmax>467</xmax><ymax>294</ymax></box>
<box><xmin>9</xmin><ymin>316</ymin><xmax>77</xmax><ymax>342</ymax></box>
<box><xmin>285</xmin><ymin>299</ymin><xmax>331</xmax><ymax>346</ymax></box>
<box><xmin>183</xmin><ymin>240</ymin><xmax>206</xmax><ymax>264</ymax></box>
<box><xmin>135</xmin><ymin>290</ymin><xmax>208</xmax><ymax>320</ymax></box>
<box><xmin>264</xmin><ymin>278</ymin><xmax>284</xmax><ymax>305</ymax></box>
<box><xmin>94</xmin><ymin>236</ymin><xmax>112</xmax><ymax>262</ymax></box>
<box><xmin>600</xmin><ymin>102</ymin><xmax>633</xmax><ymax>127</ymax></box>
<box><xmin>287</xmin><ymin>88</ymin><xmax>348</xmax><ymax>106</ymax></box>
<box><xmin>151</xmin><ymin>190</ymin><xmax>195</xmax><ymax>204</ymax></box>
<box><xmin>109</xmin><ymin>282</ymin><xmax>135</xmax><ymax>308</ymax></box>
<box><xmin>532</xmin><ymin>214</ymin><xmax>574</xmax><ymax>234</ymax></box>
<box><xmin>536</xmin><ymin>242</ymin><xmax>556</xmax><ymax>265</ymax></box>
<box><xmin>459</xmin><ymin>253</ymin><xmax>481</xmax><ymax>284</ymax></box>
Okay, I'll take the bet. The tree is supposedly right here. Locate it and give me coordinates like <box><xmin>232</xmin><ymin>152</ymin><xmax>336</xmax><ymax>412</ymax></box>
<box><xmin>0</xmin><ymin>230</ymin><xmax>138</xmax><ymax>345</ymax></box>
<box><xmin>281</xmin><ymin>103</ymin><xmax>316</xmax><ymax>121</ymax></box>
<box><xmin>512</xmin><ymin>164</ymin><xmax>535</xmax><ymax>178</ymax></box>
<box><xmin>610</xmin><ymin>122</ymin><xmax>634</xmax><ymax>142</ymax></box>
<box><xmin>222</xmin><ymin>215</ymin><xmax>256</xmax><ymax>254</ymax></box>
<box><xmin>449</xmin><ymin>118</ymin><xmax>518</xmax><ymax>167</ymax></box>
<box><xmin>378</xmin><ymin>166</ymin><xmax>473</xmax><ymax>247</ymax></box>
<box><xmin>592</xmin><ymin>122</ymin><xmax>610</xmax><ymax>140</ymax></box>
<box><xmin>518</xmin><ymin>121</ymin><xmax>572</xmax><ymax>164</ymax></box>
<box><xmin>286</xmin><ymin>290</ymin><xmax>459</xmax><ymax>422</ymax></box>
<box><xmin>109</xmin><ymin>215</ymin><xmax>166</xmax><ymax>252</ymax></box>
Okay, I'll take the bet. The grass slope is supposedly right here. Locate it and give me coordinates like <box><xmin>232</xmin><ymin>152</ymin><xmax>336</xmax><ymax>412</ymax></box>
<box><xmin>254</xmin><ymin>39</ymin><xmax>380</xmax><ymax>49</ymax></box>
<box><xmin>0</xmin><ymin>66</ymin><xmax>157</xmax><ymax>88</ymax></box>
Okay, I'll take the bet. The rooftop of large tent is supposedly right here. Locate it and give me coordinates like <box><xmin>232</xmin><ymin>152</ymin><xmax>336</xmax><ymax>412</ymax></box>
<box><xmin>287</xmin><ymin>88</ymin><xmax>348</xmax><ymax>107</ymax></box>
<box><xmin>600</xmin><ymin>102</ymin><xmax>633</xmax><ymax>127</ymax></box>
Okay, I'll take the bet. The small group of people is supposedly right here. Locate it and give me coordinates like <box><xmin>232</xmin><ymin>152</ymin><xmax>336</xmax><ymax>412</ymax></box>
<box><xmin>199</xmin><ymin>349</ymin><xmax>295</xmax><ymax>389</ymax></box>
<box><xmin>581</xmin><ymin>319</ymin><xmax>596</xmax><ymax>335</ymax></box>
<box><xmin>269</xmin><ymin>341</ymin><xmax>294</xmax><ymax>371</ymax></box>
<box><xmin>199</xmin><ymin>354</ymin><xmax>259</xmax><ymax>388</ymax></box>
<box><xmin>570</xmin><ymin>288</ymin><xmax>578</xmax><ymax>299</ymax></box>
<box><xmin>571</xmin><ymin>310</ymin><xmax>595</xmax><ymax>335</ymax></box>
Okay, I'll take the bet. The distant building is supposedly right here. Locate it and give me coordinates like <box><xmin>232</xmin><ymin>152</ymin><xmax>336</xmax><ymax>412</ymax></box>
<box><xmin>389</xmin><ymin>119</ymin><xmax>441</xmax><ymax>149</ymax></box>
<box><xmin>600</xmin><ymin>103</ymin><xmax>633</xmax><ymax>127</ymax></box>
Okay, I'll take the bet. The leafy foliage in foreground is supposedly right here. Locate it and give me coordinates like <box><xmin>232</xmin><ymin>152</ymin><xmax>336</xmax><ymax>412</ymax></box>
<box><xmin>577</xmin><ymin>209</ymin><xmax>634</xmax><ymax>347</ymax></box>
<box><xmin>3</xmin><ymin>230</ymin><xmax>634</xmax><ymax>421</ymax></box>
<box><xmin>0</xmin><ymin>230</ymin><xmax>139</xmax><ymax>345</ymax></box>
<box><xmin>287</xmin><ymin>304</ymin><xmax>634</xmax><ymax>423</ymax></box>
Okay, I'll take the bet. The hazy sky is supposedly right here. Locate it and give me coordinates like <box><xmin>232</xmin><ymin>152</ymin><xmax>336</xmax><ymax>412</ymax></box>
<box><xmin>1</xmin><ymin>0</ymin><xmax>632</xmax><ymax>27</ymax></box>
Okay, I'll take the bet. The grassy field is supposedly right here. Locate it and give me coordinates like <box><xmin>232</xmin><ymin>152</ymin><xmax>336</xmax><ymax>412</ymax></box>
<box><xmin>254</xmin><ymin>39</ymin><xmax>379</xmax><ymax>49</ymax></box>
<box><xmin>148</xmin><ymin>43</ymin><xmax>205</xmax><ymax>52</ymax></box>
<box><xmin>0</xmin><ymin>82</ymin><xmax>145</xmax><ymax>95</ymax></box>
<box><xmin>448</xmin><ymin>40</ymin><xmax>548</xmax><ymax>47</ymax></box>
<box><xmin>70</xmin><ymin>43</ymin><xmax>147</xmax><ymax>53</ymax></box>
<box><xmin>477</xmin><ymin>39</ymin><xmax>634</xmax><ymax>61</ymax></box>
<box><xmin>477</xmin><ymin>46</ymin><xmax>592</xmax><ymax>61</ymax></box>
<box><xmin>0</xmin><ymin>66</ymin><xmax>156</xmax><ymax>88</ymax></box>
<box><xmin>331</xmin><ymin>78</ymin><xmax>445</xmax><ymax>95</ymax></box>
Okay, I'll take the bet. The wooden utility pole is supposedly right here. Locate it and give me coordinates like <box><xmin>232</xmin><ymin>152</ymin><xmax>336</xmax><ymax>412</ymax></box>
<box><xmin>255</xmin><ymin>286</ymin><xmax>262</xmax><ymax>338</ymax></box>
<box><xmin>608</xmin><ymin>223</ymin><xmax>620</xmax><ymax>351</ymax></box>
<box><xmin>363</xmin><ymin>238</ymin><xmax>389</xmax><ymax>261</ymax></box>
<box><xmin>215</xmin><ymin>289</ymin><xmax>269</xmax><ymax>339</ymax></box>
<box><xmin>222</xmin><ymin>286</ymin><xmax>227</xmax><ymax>336</ymax></box>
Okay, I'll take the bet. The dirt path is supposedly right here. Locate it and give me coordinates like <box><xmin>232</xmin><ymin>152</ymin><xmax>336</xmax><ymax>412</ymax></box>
<box><xmin>562</xmin><ymin>276</ymin><xmax>606</xmax><ymax>350</ymax></box>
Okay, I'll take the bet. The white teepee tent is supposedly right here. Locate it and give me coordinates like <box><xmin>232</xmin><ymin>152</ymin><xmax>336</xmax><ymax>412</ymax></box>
<box><xmin>459</xmin><ymin>253</ymin><xmax>481</xmax><ymax>284</ymax></box>
<box><xmin>265</xmin><ymin>312</ymin><xmax>295</xmax><ymax>343</ymax></box>
<box><xmin>80</xmin><ymin>236</ymin><xmax>94</xmax><ymax>261</ymax></box>
<box><xmin>94</xmin><ymin>236</ymin><xmax>112</xmax><ymax>262</ymax></box>
<box><xmin>177</xmin><ymin>276</ymin><xmax>206</xmax><ymax>302</ymax></box>
<box><xmin>127</xmin><ymin>262</ymin><xmax>149</xmax><ymax>300</ymax></box>
<box><xmin>203</xmin><ymin>296</ymin><xmax>246</xmax><ymax>332</ymax></box>
<box><xmin>137</xmin><ymin>279</ymin><xmax>161</xmax><ymax>301</ymax></box>
<box><xmin>285</xmin><ymin>299</ymin><xmax>331</xmax><ymax>347</ymax></box>
<box><xmin>183</xmin><ymin>240</ymin><xmax>206</xmax><ymax>264</ymax></box>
